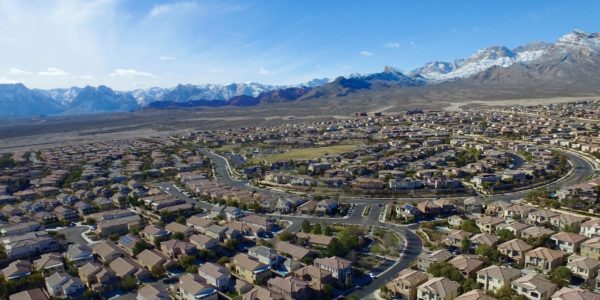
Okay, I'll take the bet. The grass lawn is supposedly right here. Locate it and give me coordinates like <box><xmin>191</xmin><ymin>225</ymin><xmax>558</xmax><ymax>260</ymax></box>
<box><xmin>248</xmin><ymin>143</ymin><xmax>360</xmax><ymax>164</ymax></box>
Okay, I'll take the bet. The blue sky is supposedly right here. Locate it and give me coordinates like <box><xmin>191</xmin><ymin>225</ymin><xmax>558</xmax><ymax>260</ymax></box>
<box><xmin>0</xmin><ymin>0</ymin><xmax>598</xmax><ymax>90</ymax></box>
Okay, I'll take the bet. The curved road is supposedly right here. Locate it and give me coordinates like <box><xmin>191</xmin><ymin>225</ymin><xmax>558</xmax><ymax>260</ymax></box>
<box><xmin>200</xmin><ymin>147</ymin><xmax>595</xmax><ymax>298</ymax></box>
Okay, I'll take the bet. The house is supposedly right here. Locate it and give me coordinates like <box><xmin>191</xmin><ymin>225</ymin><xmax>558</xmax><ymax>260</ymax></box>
<box><xmin>566</xmin><ymin>255</ymin><xmax>600</xmax><ymax>283</ymax></box>
<box><xmin>315</xmin><ymin>199</ymin><xmax>338</xmax><ymax>216</ymax></box>
<box><xmin>549</xmin><ymin>214</ymin><xmax>586</xmax><ymax>231</ymax></box>
<box><xmin>525</xmin><ymin>247</ymin><xmax>566</xmax><ymax>273</ymax></box>
<box><xmin>64</xmin><ymin>243</ymin><xmax>94</xmax><ymax>267</ymax></box>
<box><xmin>469</xmin><ymin>233</ymin><xmax>499</xmax><ymax>250</ymax></box>
<box><xmin>109</xmin><ymin>257</ymin><xmax>150</xmax><ymax>281</ymax></box>
<box><xmin>45</xmin><ymin>272</ymin><xmax>85</xmax><ymax>298</ymax></box>
<box><xmin>2</xmin><ymin>260</ymin><xmax>31</xmax><ymax>280</ymax></box>
<box><xmin>136</xmin><ymin>249</ymin><xmax>175</xmax><ymax>271</ymax></box>
<box><xmin>296</xmin><ymin>233</ymin><xmax>333</xmax><ymax>248</ymax></box>
<box><xmin>292</xmin><ymin>265</ymin><xmax>334</xmax><ymax>295</ymax></box>
<box><xmin>581</xmin><ymin>219</ymin><xmax>600</xmax><ymax>238</ymax></box>
<box><xmin>527</xmin><ymin>209</ymin><xmax>560</xmax><ymax>226</ymax></box>
<box><xmin>416</xmin><ymin>249</ymin><xmax>453</xmax><ymax>272</ymax></box>
<box><xmin>91</xmin><ymin>240</ymin><xmax>125</xmax><ymax>263</ymax></box>
<box><xmin>476</xmin><ymin>216</ymin><xmax>505</xmax><ymax>234</ymax></box>
<box><xmin>242</xmin><ymin>286</ymin><xmax>284</xmax><ymax>300</ymax></box>
<box><xmin>0</xmin><ymin>222</ymin><xmax>43</xmax><ymax>236</ymax></box>
<box><xmin>118</xmin><ymin>233</ymin><xmax>141</xmax><ymax>256</ymax></box>
<box><xmin>511</xmin><ymin>272</ymin><xmax>557</xmax><ymax>300</ymax></box>
<box><xmin>2</xmin><ymin>231</ymin><xmax>60</xmax><ymax>258</ymax></box>
<box><xmin>443</xmin><ymin>230</ymin><xmax>473</xmax><ymax>249</ymax></box>
<box><xmin>416</xmin><ymin>277</ymin><xmax>461</xmax><ymax>300</ymax></box>
<box><xmin>205</xmin><ymin>224</ymin><xmax>227</xmax><ymax>241</ymax></box>
<box><xmin>498</xmin><ymin>239</ymin><xmax>533</xmax><ymax>266</ymax></box>
<box><xmin>476</xmin><ymin>265</ymin><xmax>521</xmax><ymax>292</ymax></box>
<box><xmin>550</xmin><ymin>232</ymin><xmax>587</xmax><ymax>254</ymax></box>
<box><xmin>186</xmin><ymin>215</ymin><xmax>215</xmax><ymax>232</ymax></box>
<box><xmin>582</xmin><ymin>237</ymin><xmax>600</xmax><ymax>260</ymax></box>
<box><xmin>552</xmin><ymin>287</ymin><xmax>600</xmax><ymax>300</ymax></box>
<box><xmin>140</xmin><ymin>224</ymin><xmax>169</xmax><ymax>244</ymax></box>
<box><xmin>137</xmin><ymin>283</ymin><xmax>170</xmax><ymax>300</ymax></box>
<box><xmin>521</xmin><ymin>226</ymin><xmax>555</xmax><ymax>240</ymax></box>
<box><xmin>454</xmin><ymin>290</ymin><xmax>497</xmax><ymax>300</ymax></box>
<box><xmin>275</xmin><ymin>241</ymin><xmax>314</xmax><ymax>261</ymax></box>
<box><xmin>165</xmin><ymin>222</ymin><xmax>195</xmax><ymax>238</ymax></box>
<box><xmin>178</xmin><ymin>273</ymin><xmax>218</xmax><ymax>300</ymax></box>
<box><xmin>7</xmin><ymin>288</ymin><xmax>49</xmax><ymax>300</ymax></box>
<box><xmin>160</xmin><ymin>239</ymin><xmax>197</xmax><ymax>260</ymax></box>
<box><xmin>384</xmin><ymin>269</ymin><xmax>429</xmax><ymax>300</ymax></box>
<box><xmin>248</xmin><ymin>246</ymin><xmax>280</xmax><ymax>268</ymax></box>
<box><xmin>448</xmin><ymin>255</ymin><xmax>484</xmax><ymax>278</ymax></box>
<box><xmin>33</xmin><ymin>252</ymin><xmax>64</xmax><ymax>275</ymax></box>
<box><xmin>198</xmin><ymin>262</ymin><xmax>230</xmax><ymax>291</ymax></box>
<box><xmin>231</xmin><ymin>253</ymin><xmax>271</xmax><ymax>283</ymax></box>
<box><xmin>314</xmin><ymin>256</ymin><xmax>352</xmax><ymax>285</ymax></box>
<box><xmin>224</xmin><ymin>206</ymin><xmax>245</xmax><ymax>221</ymax></box>
<box><xmin>267</xmin><ymin>276</ymin><xmax>310</xmax><ymax>300</ymax></box>
<box><xmin>78</xmin><ymin>262</ymin><xmax>119</xmax><ymax>293</ymax></box>
<box><xmin>499</xmin><ymin>222</ymin><xmax>530</xmax><ymax>237</ymax></box>
<box><xmin>297</xmin><ymin>200</ymin><xmax>318</xmax><ymax>215</ymax></box>
<box><xmin>190</xmin><ymin>234</ymin><xmax>219</xmax><ymax>251</ymax></box>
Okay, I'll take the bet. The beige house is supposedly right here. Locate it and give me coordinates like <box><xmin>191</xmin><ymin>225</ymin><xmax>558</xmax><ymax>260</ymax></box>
<box><xmin>455</xmin><ymin>289</ymin><xmax>498</xmax><ymax>300</ymax></box>
<box><xmin>525</xmin><ymin>247</ymin><xmax>566</xmax><ymax>273</ymax></box>
<box><xmin>476</xmin><ymin>265</ymin><xmax>521</xmax><ymax>292</ymax></box>
<box><xmin>498</xmin><ymin>238</ymin><xmax>533</xmax><ymax>266</ymax></box>
<box><xmin>476</xmin><ymin>216</ymin><xmax>505</xmax><ymax>234</ymax></box>
<box><xmin>581</xmin><ymin>237</ymin><xmax>600</xmax><ymax>260</ymax></box>
<box><xmin>416</xmin><ymin>277</ymin><xmax>460</xmax><ymax>300</ymax></box>
<box><xmin>448</xmin><ymin>255</ymin><xmax>484</xmax><ymax>278</ymax></box>
<box><xmin>498</xmin><ymin>222</ymin><xmax>530</xmax><ymax>238</ymax></box>
<box><xmin>566</xmin><ymin>255</ymin><xmax>600</xmax><ymax>283</ymax></box>
<box><xmin>417</xmin><ymin>249</ymin><xmax>453</xmax><ymax>272</ymax></box>
<box><xmin>384</xmin><ymin>269</ymin><xmax>429</xmax><ymax>300</ymax></box>
<box><xmin>443</xmin><ymin>230</ymin><xmax>473</xmax><ymax>249</ymax></box>
<box><xmin>552</xmin><ymin>287</ymin><xmax>600</xmax><ymax>300</ymax></box>
<box><xmin>527</xmin><ymin>209</ymin><xmax>559</xmax><ymax>226</ymax></box>
<box><xmin>521</xmin><ymin>226</ymin><xmax>555</xmax><ymax>240</ymax></box>
<box><xmin>550</xmin><ymin>232</ymin><xmax>587</xmax><ymax>254</ymax></box>
<box><xmin>231</xmin><ymin>253</ymin><xmax>271</xmax><ymax>283</ymax></box>
<box><xmin>511</xmin><ymin>272</ymin><xmax>557</xmax><ymax>300</ymax></box>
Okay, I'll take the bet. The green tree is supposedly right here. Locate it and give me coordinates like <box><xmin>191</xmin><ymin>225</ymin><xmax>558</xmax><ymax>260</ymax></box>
<box><xmin>462</xmin><ymin>278</ymin><xmax>479</xmax><ymax>292</ymax></box>
<box><xmin>460</xmin><ymin>220</ymin><xmax>480</xmax><ymax>234</ymax></box>
<box><xmin>327</xmin><ymin>238</ymin><xmax>346</xmax><ymax>257</ymax></box>
<box><xmin>278</xmin><ymin>231</ymin><xmax>296</xmax><ymax>242</ymax></box>
<box><xmin>301</xmin><ymin>220</ymin><xmax>312</xmax><ymax>233</ymax></box>
<box><xmin>151</xmin><ymin>264</ymin><xmax>167</xmax><ymax>278</ymax></box>
<box><xmin>120</xmin><ymin>275</ymin><xmax>138</xmax><ymax>291</ymax></box>
<box><xmin>476</xmin><ymin>244</ymin><xmax>502</xmax><ymax>264</ymax></box>
<box><xmin>217</xmin><ymin>256</ymin><xmax>230</xmax><ymax>266</ymax></box>
<box><xmin>461</xmin><ymin>237</ymin><xmax>470</xmax><ymax>253</ymax></box>
<box><xmin>427</xmin><ymin>262</ymin><xmax>463</xmax><ymax>283</ymax></box>
<box><xmin>133</xmin><ymin>241</ymin><xmax>148</xmax><ymax>256</ymax></box>
<box><xmin>176</xmin><ymin>215</ymin><xmax>187</xmax><ymax>224</ymax></box>
<box><xmin>178</xmin><ymin>255</ymin><xmax>196</xmax><ymax>269</ymax></box>
<box><xmin>173</xmin><ymin>232</ymin><xmax>185</xmax><ymax>240</ymax></box>
<box><xmin>493</xmin><ymin>284</ymin><xmax>528</xmax><ymax>300</ymax></box>
<box><xmin>548</xmin><ymin>266</ymin><xmax>572</xmax><ymax>287</ymax></box>
<box><xmin>496</xmin><ymin>229</ymin><xmax>515</xmax><ymax>243</ymax></box>
<box><xmin>312</xmin><ymin>223</ymin><xmax>322</xmax><ymax>235</ymax></box>
<box><xmin>323</xmin><ymin>225</ymin><xmax>333</xmax><ymax>236</ymax></box>
<box><xmin>154</xmin><ymin>236</ymin><xmax>165</xmax><ymax>249</ymax></box>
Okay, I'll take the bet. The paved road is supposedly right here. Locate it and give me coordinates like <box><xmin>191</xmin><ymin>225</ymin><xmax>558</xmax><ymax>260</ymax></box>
<box><xmin>58</xmin><ymin>225</ymin><xmax>89</xmax><ymax>246</ymax></box>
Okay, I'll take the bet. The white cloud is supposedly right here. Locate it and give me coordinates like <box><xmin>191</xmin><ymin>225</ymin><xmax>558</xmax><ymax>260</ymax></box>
<box><xmin>258</xmin><ymin>67</ymin><xmax>272</xmax><ymax>75</ymax></box>
<box><xmin>359</xmin><ymin>50</ymin><xmax>373</xmax><ymax>57</ymax></box>
<box><xmin>38</xmin><ymin>67</ymin><xmax>70</xmax><ymax>76</ymax></box>
<box><xmin>149</xmin><ymin>1</ymin><xmax>199</xmax><ymax>17</ymax></box>
<box><xmin>209</xmin><ymin>69</ymin><xmax>224</xmax><ymax>73</ymax></box>
<box><xmin>110</xmin><ymin>69</ymin><xmax>156</xmax><ymax>78</ymax></box>
<box><xmin>159</xmin><ymin>56</ymin><xmax>176</xmax><ymax>60</ymax></box>
<box><xmin>385</xmin><ymin>42</ymin><xmax>400</xmax><ymax>48</ymax></box>
<box><xmin>9</xmin><ymin>67</ymin><xmax>32</xmax><ymax>75</ymax></box>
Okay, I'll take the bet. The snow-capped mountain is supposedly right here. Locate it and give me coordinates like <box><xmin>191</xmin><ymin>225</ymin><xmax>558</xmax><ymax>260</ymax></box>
<box><xmin>410</xmin><ymin>40</ymin><xmax>553</xmax><ymax>81</ymax></box>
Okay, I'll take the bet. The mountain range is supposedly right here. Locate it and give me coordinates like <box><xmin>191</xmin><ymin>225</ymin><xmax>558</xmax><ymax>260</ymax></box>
<box><xmin>2</xmin><ymin>30</ymin><xmax>600</xmax><ymax>118</ymax></box>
